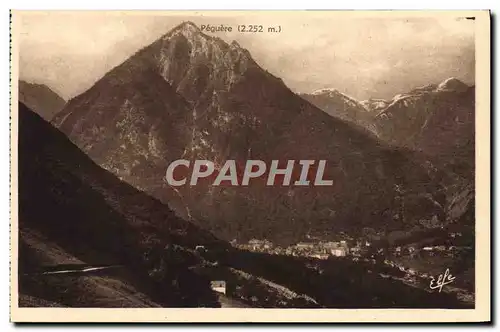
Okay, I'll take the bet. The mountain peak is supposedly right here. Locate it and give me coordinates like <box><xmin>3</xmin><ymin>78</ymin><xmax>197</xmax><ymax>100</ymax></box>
<box><xmin>440</xmin><ymin>77</ymin><xmax>462</xmax><ymax>84</ymax></box>
<box><xmin>230</xmin><ymin>40</ymin><xmax>241</xmax><ymax>48</ymax></box>
<box><xmin>312</xmin><ymin>88</ymin><xmax>340</xmax><ymax>96</ymax></box>
<box><xmin>436</xmin><ymin>77</ymin><xmax>469</xmax><ymax>92</ymax></box>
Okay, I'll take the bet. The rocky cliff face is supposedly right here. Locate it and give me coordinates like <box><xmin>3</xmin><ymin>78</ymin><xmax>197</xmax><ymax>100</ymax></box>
<box><xmin>21</xmin><ymin>101</ymin><xmax>468</xmax><ymax>308</ymax></box>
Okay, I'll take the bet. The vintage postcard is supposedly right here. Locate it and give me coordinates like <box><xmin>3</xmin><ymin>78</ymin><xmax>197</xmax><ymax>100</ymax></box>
<box><xmin>9</xmin><ymin>10</ymin><xmax>490</xmax><ymax>323</ymax></box>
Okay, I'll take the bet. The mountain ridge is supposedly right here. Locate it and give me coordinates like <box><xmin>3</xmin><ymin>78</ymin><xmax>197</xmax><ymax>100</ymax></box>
<box><xmin>19</xmin><ymin>101</ymin><xmax>472</xmax><ymax>309</ymax></box>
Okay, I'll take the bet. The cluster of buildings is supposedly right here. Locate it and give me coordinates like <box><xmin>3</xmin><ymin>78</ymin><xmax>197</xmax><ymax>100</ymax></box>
<box><xmin>234</xmin><ymin>239</ymin><xmax>368</xmax><ymax>260</ymax></box>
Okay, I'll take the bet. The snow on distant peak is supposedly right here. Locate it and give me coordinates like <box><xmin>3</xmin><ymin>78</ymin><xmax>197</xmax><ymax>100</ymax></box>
<box><xmin>440</xmin><ymin>77</ymin><xmax>461</xmax><ymax>85</ymax></box>
<box><xmin>164</xmin><ymin>21</ymin><xmax>249</xmax><ymax>57</ymax></box>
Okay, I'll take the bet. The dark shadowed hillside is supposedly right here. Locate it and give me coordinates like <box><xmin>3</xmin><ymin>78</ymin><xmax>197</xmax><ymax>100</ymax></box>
<box><xmin>19</xmin><ymin>80</ymin><xmax>66</xmax><ymax>121</ymax></box>
<box><xmin>300</xmin><ymin>88</ymin><xmax>378</xmax><ymax>135</ymax></box>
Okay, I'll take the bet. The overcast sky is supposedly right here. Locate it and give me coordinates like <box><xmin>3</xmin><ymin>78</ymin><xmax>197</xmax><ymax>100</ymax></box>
<box><xmin>18</xmin><ymin>12</ymin><xmax>475</xmax><ymax>101</ymax></box>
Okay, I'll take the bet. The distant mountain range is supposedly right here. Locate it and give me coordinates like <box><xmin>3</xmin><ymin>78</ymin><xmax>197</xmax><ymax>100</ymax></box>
<box><xmin>300</xmin><ymin>89</ymin><xmax>378</xmax><ymax>134</ymax></box>
<box><xmin>50</xmin><ymin>22</ymin><xmax>458</xmax><ymax>244</ymax></box>
<box><xmin>18</xmin><ymin>80</ymin><xmax>66</xmax><ymax>121</ymax></box>
<box><xmin>301</xmin><ymin>78</ymin><xmax>475</xmax><ymax>178</ymax></box>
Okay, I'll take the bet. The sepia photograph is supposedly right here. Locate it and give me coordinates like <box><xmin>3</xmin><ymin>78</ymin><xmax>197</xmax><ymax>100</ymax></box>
<box><xmin>9</xmin><ymin>10</ymin><xmax>490</xmax><ymax>322</ymax></box>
